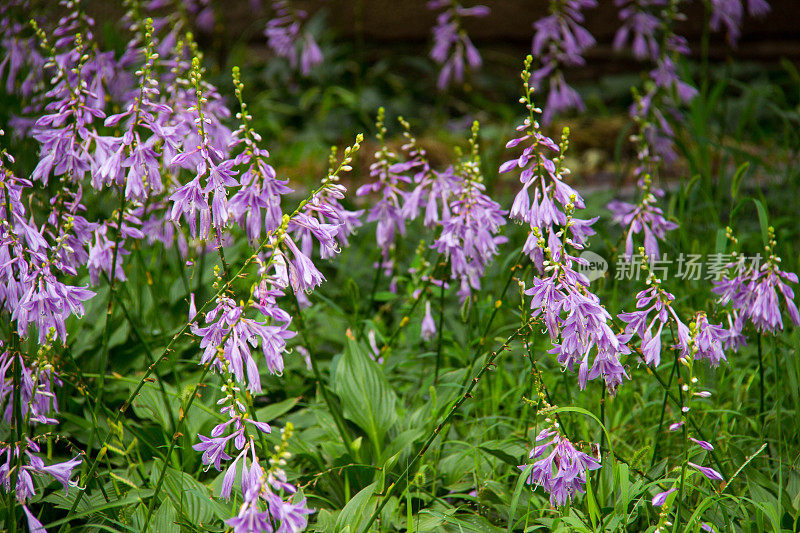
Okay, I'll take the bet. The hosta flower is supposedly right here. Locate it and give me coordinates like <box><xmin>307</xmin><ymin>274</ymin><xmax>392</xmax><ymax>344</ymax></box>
<box><xmin>502</xmin><ymin>61</ymin><xmax>626</xmax><ymax>392</ymax></box>
<box><xmin>265</xmin><ymin>0</ymin><xmax>323</xmax><ymax>75</ymax></box>
<box><xmin>614</xmin><ymin>0</ymin><xmax>664</xmax><ymax>61</ymax></box>
<box><xmin>713</xmin><ymin>229</ymin><xmax>799</xmax><ymax>335</ymax></box>
<box><xmin>519</xmin><ymin>428</ymin><xmax>601</xmax><ymax>506</ymax></box>
<box><xmin>651</xmin><ymin>487</ymin><xmax>677</xmax><ymax>506</ymax></box>
<box><xmin>607</xmin><ymin>187</ymin><xmax>678</xmax><ymax>260</ymax></box>
<box><xmin>689</xmin><ymin>461</ymin><xmax>724</xmax><ymax>482</ymax></box>
<box><xmin>692</xmin><ymin>313</ymin><xmax>727</xmax><ymax>367</ymax></box>
<box><xmin>530</xmin><ymin>0</ymin><xmax>597</xmax><ymax>122</ymax></box>
<box><xmin>421</xmin><ymin>300</ymin><xmax>437</xmax><ymax>341</ymax></box>
<box><xmin>1</xmin><ymin>351</ymin><xmax>62</xmax><ymax>426</ymax></box>
<box><xmin>432</xmin><ymin>159</ymin><xmax>507</xmax><ymax>302</ymax></box>
<box><xmin>427</xmin><ymin>0</ymin><xmax>489</xmax><ymax>89</ymax></box>
<box><xmin>709</xmin><ymin>0</ymin><xmax>770</xmax><ymax>45</ymax></box>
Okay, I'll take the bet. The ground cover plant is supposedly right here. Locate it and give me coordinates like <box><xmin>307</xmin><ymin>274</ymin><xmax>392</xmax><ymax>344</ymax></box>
<box><xmin>1</xmin><ymin>0</ymin><xmax>799</xmax><ymax>531</ymax></box>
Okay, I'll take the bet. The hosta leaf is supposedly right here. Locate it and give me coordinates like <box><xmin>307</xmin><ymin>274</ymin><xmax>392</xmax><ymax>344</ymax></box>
<box><xmin>334</xmin><ymin>481</ymin><xmax>378</xmax><ymax>532</ymax></box>
<box><xmin>333</xmin><ymin>336</ymin><xmax>398</xmax><ymax>449</ymax></box>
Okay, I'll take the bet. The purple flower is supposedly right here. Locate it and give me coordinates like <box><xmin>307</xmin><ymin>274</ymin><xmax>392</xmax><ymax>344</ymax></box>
<box><xmin>689</xmin><ymin>461</ymin><xmax>724</xmax><ymax>482</ymax></box>
<box><xmin>519</xmin><ymin>428</ymin><xmax>601</xmax><ymax>506</ymax></box>
<box><xmin>23</xmin><ymin>505</ymin><xmax>46</xmax><ymax>533</ymax></box>
<box><xmin>710</xmin><ymin>0</ymin><xmax>771</xmax><ymax>45</ymax></box>
<box><xmin>713</xmin><ymin>248</ymin><xmax>799</xmax><ymax>335</ymax></box>
<box><xmin>690</xmin><ymin>437</ymin><xmax>714</xmax><ymax>451</ymax></box>
<box><xmin>530</xmin><ymin>0</ymin><xmax>597</xmax><ymax>122</ymax></box>
<box><xmin>428</xmin><ymin>1</ymin><xmax>488</xmax><ymax>89</ymax></box>
<box><xmin>607</xmin><ymin>191</ymin><xmax>678</xmax><ymax>261</ymax></box>
<box><xmin>614</xmin><ymin>0</ymin><xmax>664</xmax><ymax>61</ymax></box>
<box><xmin>421</xmin><ymin>300</ymin><xmax>436</xmax><ymax>341</ymax></box>
<box><xmin>692</xmin><ymin>314</ymin><xmax>727</xmax><ymax>367</ymax></box>
<box><xmin>193</xmin><ymin>434</ymin><xmax>234</xmax><ymax>471</ymax></box>
<box><xmin>265</xmin><ymin>0</ymin><xmax>323</xmax><ymax>75</ymax></box>
<box><xmin>37</xmin><ymin>455</ymin><xmax>82</xmax><ymax>492</ymax></box>
<box><xmin>651</xmin><ymin>487</ymin><xmax>676</xmax><ymax>506</ymax></box>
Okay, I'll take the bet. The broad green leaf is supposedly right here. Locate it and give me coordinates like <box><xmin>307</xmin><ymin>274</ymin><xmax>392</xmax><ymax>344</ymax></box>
<box><xmin>333</xmin><ymin>336</ymin><xmax>398</xmax><ymax>450</ymax></box>
<box><xmin>334</xmin><ymin>481</ymin><xmax>378</xmax><ymax>532</ymax></box>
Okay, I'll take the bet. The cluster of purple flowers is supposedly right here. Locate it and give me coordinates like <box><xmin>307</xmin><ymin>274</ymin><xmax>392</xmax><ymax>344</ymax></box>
<box><xmin>0</xmin><ymin>0</ymin><xmax>348</xmax><ymax>527</ymax></box>
<box><xmin>529</xmin><ymin>0</ymin><xmax>597</xmax><ymax>123</ymax></box>
<box><xmin>713</xmin><ymin>227</ymin><xmax>799</xmax><ymax>339</ymax></box>
<box><xmin>430</xmin><ymin>123</ymin><xmax>508</xmax><ymax>301</ymax></box>
<box><xmin>502</xmin><ymin>57</ymin><xmax>630</xmax><ymax>394</ymax></box>
<box><xmin>359</xmin><ymin>111</ymin><xmax>506</xmax><ymax>327</ymax></box>
<box><xmin>178</xmin><ymin>61</ymin><xmax>364</xmax><ymax>529</ymax></box>
<box><xmin>618</xmin><ymin>256</ymin><xmax>729</xmax><ymax>368</ymax></box>
<box><xmin>265</xmin><ymin>0</ymin><xmax>323</xmax><ymax>75</ymax></box>
<box><xmin>709</xmin><ymin>0</ymin><xmax>770</xmax><ymax>45</ymax></box>
<box><xmin>518</xmin><ymin>427</ymin><xmax>601</xmax><ymax>506</ymax></box>
<box><xmin>427</xmin><ymin>0</ymin><xmax>489</xmax><ymax>89</ymax></box>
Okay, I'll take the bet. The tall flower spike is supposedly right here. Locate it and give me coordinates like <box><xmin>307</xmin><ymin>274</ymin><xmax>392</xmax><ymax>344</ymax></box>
<box><xmin>431</xmin><ymin>121</ymin><xmax>507</xmax><ymax>302</ymax></box>
<box><xmin>606</xmin><ymin>89</ymin><xmax>679</xmax><ymax>260</ymax></box>
<box><xmin>357</xmin><ymin>108</ymin><xmax>414</xmax><ymax>261</ymax></box>
<box><xmin>502</xmin><ymin>57</ymin><xmax>629</xmax><ymax>394</ymax></box>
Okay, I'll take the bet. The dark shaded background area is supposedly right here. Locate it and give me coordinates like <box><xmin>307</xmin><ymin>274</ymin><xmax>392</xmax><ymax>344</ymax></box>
<box><xmin>89</xmin><ymin>0</ymin><xmax>800</xmax><ymax>64</ymax></box>
<box><xmin>75</xmin><ymin>0</ymin><xmax>799</xmax><ymax>192</ymax></box>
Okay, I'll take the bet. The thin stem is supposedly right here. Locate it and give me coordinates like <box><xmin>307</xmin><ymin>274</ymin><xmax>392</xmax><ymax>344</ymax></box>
<box><xmin>651</xmin><ymin>356</ymin><xmax>678</xmax><ymax>467</ymax></box>
<box><xmin>649</xmin><ymin>366</ymin><xmax>728</xmax><ymax>479</ymax></box>
<box><xmin>672</xmin><ymin>361</ymin><xmax>688</xmax><ymax>533</ymax></box>
<box><xmin>359</xmin><ymin>323</ymin><xmax>529</xmax><ymax>533</ymax></box>
<box><xmin>141</xmin><ymin>364</ymin><xmax>212</xmax><ymax>530</ymax></box>
<box><xmin>433</xmin><ymin>280</ymin><xmax>446</xmax><ymax>384</ymax></box>
<box><xmin>757</xmin><ymin>333</ymin><xmax>766</xmax><ymax>434</ymax></box>
<box><xmin>86</xmin><ymin>194</ymin><xmax>127</xmax><ymax>460</ymax></box>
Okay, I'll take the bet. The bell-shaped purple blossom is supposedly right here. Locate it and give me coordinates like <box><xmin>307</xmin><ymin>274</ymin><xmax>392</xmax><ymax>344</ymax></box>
<box><xmin>265</xmin><ymin>0</ymin><xmax>323</xmax><ymax>75</ymax></box>
<box><xmin>519</xmin><ymin>428</ymin><xmax>601</xmax><ymax>506</ymax></box>
<box><xmin>713</xmin><ymin>239</ymin><xmax>799</xmax><ymax>335</ymax></box>
<box><xmin>421</xmin><ymin>300</ymin><xmax>437</xmax><ymax>341</ymax></box>
<box><xmin>428</xmin><ymin>1</ymin><xmax>489</xmax><ymax>89</ymax></box>
<box><xmin>530</xmin><ymin>0</ymin><xmax>596</xmax><ymax>122</ymax></box>
<box><xmin>709</xmin><ymin>0</ymin><xmax>771</xmax><ymax>45</ymax></box>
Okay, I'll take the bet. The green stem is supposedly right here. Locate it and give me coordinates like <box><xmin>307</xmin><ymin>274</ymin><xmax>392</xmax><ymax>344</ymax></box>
<box><xmin>651</xmin><ymin>356</ymin><xmax>678</xmax><ymax>467</ymax></box>
<box><xmin>672</xmin><ymin>362</ymin><xmax>689</xmax><ymax>533</ymax></box>
<box><xmin>757</xmin><ymin>333</ymin><xmax>765</xmax><ymax>434</ymax></box>
<box><xmin>359</xmin><ymin>324</ymin><xmax>529</xmax><ymax>533</ymax></box>
<box><xmin>142</xmin><ymin>364</ymin><xmax>212</xmax><ymax>530</ymax></box>
<box><xmin>433</xmin><ymin>280</ymin><xmax>446</xmax><ymax>384</ymax></box>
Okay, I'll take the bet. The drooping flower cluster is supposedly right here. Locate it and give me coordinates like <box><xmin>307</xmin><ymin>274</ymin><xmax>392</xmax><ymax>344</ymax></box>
<box><xmin>618</xmin><ymin>250</ymin><xmax>729</xmax><ymax>368</ymax></box>
<box><xmin>501</xmin><ymin>57</ymin><xmax>630</xmax><ymax>394</ymax></box>
<box><xmin>0</xmin><ymin>323</ymin><xmax>83</xmax><ymax>532</ymax></box>
<box><xmin>0</xmin><ymin>437</ymin><xmax>83</xmax><ymax>532</ymax></box>
<box><xmin>182</xmin><ymin>62</ymin><xmax>364</xmax><ymax>525</ymax></box>
<box><xmin>224</xmin><ymin>424</ymin><xmax>312</xmax><ymax>533</ymax></box>
<box><xmin>709</xmin><ymin>0</ymin><xmax>770</xmax><ymax>45</ymax></box>
<box><xmin>431</xmin><ymin>121</ymin><xmax>507</xmax><ymax>302</ymax></box>
<box><xmin>427</xmin><ymin>0</ymin><xmax>489</xmax><ymax>89</ymax></box>
<box><xmin>265</xmin><ymin>0</ymin><xmax>323</xmax><ymax>75</ymax></box>
<box><xmin>713</xmin><ymin>226</ymin><xmax>799</xmax><ymax>339</ymax></box>
<box><xmin>529</xmin><ymin>0</ymin><xmax>597</xmax><ymax>123</ymax></box>
<box><xmin>519</xmin><ymin>426</ymin><xmax>601</xmax><ymax>506</ymax></box>
<box><xmin>357</xmin><ymin>108</ymin><xmax>414</xmax><ymax>261</ymax></box>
